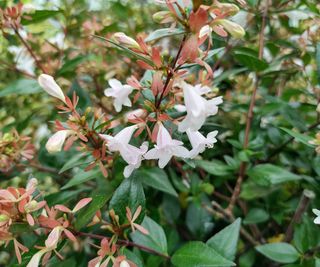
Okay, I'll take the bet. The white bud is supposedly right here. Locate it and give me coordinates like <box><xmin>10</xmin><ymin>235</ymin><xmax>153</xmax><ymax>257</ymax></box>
<box><xmin>317</xmin><ymin>103</ymin><xmax>320</xmax><ymax>113</ymax></box>
<box><xmin>113</xmin><ymin>32</ymin><xmax>140</xmax><ymax>49</ymax></box>
<box><xmin>45</xmin><ymin>130</ymin><xmax>73</xmax><ymax>153</ymax></box>
<box><xmin>120</xmin><ymin>260</ymin><xmax>130</xmax><ymax>267</ymax></box>
<box><xmin>38</xmin><ymin>74</ymin><xmax>66</xmax><ymax>103</ymax></box>
<box><xmin>215</xmin><ymin>19</ymin><xmax>245</xmax><ymax>39</ymax></box>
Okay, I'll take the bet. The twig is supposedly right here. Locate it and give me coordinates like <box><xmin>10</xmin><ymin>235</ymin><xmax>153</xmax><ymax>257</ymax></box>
<box><xmin>14</xmin><ymin>29</ymin><xmax>47</xmax><ymax>73</ymax></box>
<box><xmin>155</xmin><ymin>34</ymin><xmax>187</xmax><ymax>109</ymax></box>
<box><xmin>226</xmin><ymin>0</ymin><xmax>270</xmax><ymax>214</ymax></box>
<box><xmin>266</xmin><ymin>121</ymin><xmax>320</xmax><ymax>161</ymax></box>
<box><xmin>77</xmin><ymin>231</ymin><xmax>171</xmax><ymax>259</ymax></box>
<box><xmin>284</xmin><ymin>189</ymin><xmax>315</xmax><ymax>242</ymax></box>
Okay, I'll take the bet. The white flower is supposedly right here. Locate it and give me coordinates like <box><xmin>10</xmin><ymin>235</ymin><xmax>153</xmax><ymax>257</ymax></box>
<box><xmin>144</xmin><ymin>123</ymin><xmax>189</xmax><ymax>168</ymax></box>
<box><xmin>187</xmin><ymin>129</ymin><xmax>218</xmax><ymax>158</ymax></box>
<box><xmin>312</xmin><ymin>209</ymin><xmax>320</xmax><ymax>224</ymax></box>
<box><xmin>120</xmin><ymin>260</ymin><xmax>131</xmax><ymax>267</ymax></box>
<box><xmin>100</xmin><ymin>126</ymin><xmax>147</xmax><ymax>178</ymax></box>
<box><xmin>178</xmin><ymin>82</ymin><xmax>223</xmax><ymax>132</ymax></box>
<box><xmin>38</xmin><ymin>74</ymin><xmax>66</xmax><ymax>103</ymax></box>
<box><xmin>45</xmin><ymin>130</ymin><xmax>73</xmax><ymax>153</ymax></box>
<box><xmin>104</xmin><ymin>79</ymin><xmax>134</xmax><ymax>112</ymax></box>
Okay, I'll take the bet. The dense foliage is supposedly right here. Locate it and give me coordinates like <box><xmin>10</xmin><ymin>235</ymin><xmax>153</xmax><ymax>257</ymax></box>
<box><xmin>1</xmin><ymin>0</ymin><xmax>320</xmax><ymax>266</ymax></box>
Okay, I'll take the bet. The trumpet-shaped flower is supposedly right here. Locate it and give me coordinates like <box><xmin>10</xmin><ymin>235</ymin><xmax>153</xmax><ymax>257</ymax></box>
<box><xmin>100</xmin><ymin>126</ymin><xmax>148</xmax><ymax>178</ymax></box>
<box><xmin>38</xmin><ymin>74</ymin><xmax>66</xmax><ymax>104</ymax></box>
<box><xmin>312</xmin><ymin>209</ymin><xmax>320</xmax><ymax>224</ymax></box>
<box><xmin>104</xmin><ymin>79</ymin><xmax>134</xmax><ymax>112</ymax></box>
<box><xmin>178</xmin><ymin>82</ymin><xmax>223</xmax><ymax>132</ymax></box>
<box><xmin>144</xmin><ymin>123</ymin><xmax>189</xmax><ymax>168</ymax></box>
<box><xmin>186</xmin><ymin>129</ymin><xmax>218</xmax><ymax>158</ymax></box>
<box><xmin>45</xmin><ymin>130</ymin><xmax>74</xmax><ymax>153</ymax></box>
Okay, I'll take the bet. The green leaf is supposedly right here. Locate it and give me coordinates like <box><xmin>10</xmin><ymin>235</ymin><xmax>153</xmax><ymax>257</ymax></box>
<box><xmin>61</xmin><ymin>169</ymin><xmax>102</xmax><ymax>190</ymax></box>
<box><xmin>137</xmin><ymin>168</ymin><xmax>178</xmax><ymax>197</ymax></box>
<box><xmin>93</xmin><ymin>35</ymin><xmax>155</xmax><ymax>66</ymax></box>
<box><xmin>109</xmin><ymin>175</ymin><xmax>145</xmax><ymax>224</ymax></box>
<box><xmin>195</xmin><ymin>159</ymin><xmax>233</xmax><ymax>176</ymax></box>
<box><xmin>243</xmin><ymin>208</ymin><xmax>269</xmax><ymax>224</ymax></box>
<box><xmin>233</xmin><ymin>48</ymin><xmax>268</xmax><ymax>71</ymax></box>
<box><xmin>247</xmin><ymin>164</ymin><xmax>301</xmax><ymax>186</ymax></box>
<box><xmin>206</xmin><ymin>218</ymin><xmax>241</xmax><ymax>260</ymax></box>
<box><xmin>0</xmin><ymin>79</ymin><xmax>41</xmax><ymax>97</ymax></box>
<box><xmin>59</xmin><ymin>154</ymin><xmax>89</xmax><ymax>173</ymax></box>
<box><xmin>279</xmin><ymin>127</ymin><xmax>314</xmax><ymax>147</ymax></box>
<box><xmin>255</xmin><ymin>242</ymin><xmax>300</xmax><ymax>264</ymax></box>
<box><xmin>172</xmin><ymin>241</ymin><xmax>235</xmax><ymax>267</ymax></box>
<box><xmin>21</xmin><ymin>10</ymin><xmax>61</xmax><ymax>25</ymax></box>
<box><xmin>131</xmin><ymin>216</ymin><xmax>168</xmax><ymax>255</ymax></box>
<box><xmin>145</xmin><ymin>28</ymin><xmax>185</xmax><ymax>42</ymax></box>
<box><xmin>9</xmin><ymin>223</ymin><xmax>33</xmax><ymax>234</ymax></box>
<box><xmin>75</xmin><ymin>194</ymin><xmax>109</xmax><ymax>230</ymax></box>
<box><xmin>57</xmin><ymin>55</ymin><xmax>92</xmax><ymax>76</ymax></box>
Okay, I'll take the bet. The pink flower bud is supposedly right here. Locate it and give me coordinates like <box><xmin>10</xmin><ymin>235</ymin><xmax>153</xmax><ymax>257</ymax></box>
<box><xmin>120</xmin><ymin>260</ymin><xmax>130</xmax><ymax>267</ymax></box>
<box><xmin>152</xmin><ymin>11</ymin><xmax>174</xmax><ymax>24</ymax></box>
<box><xmin>113</xmin><ymin>32</ymin><xmax>140</xmax><ymax>49</ymax></box>
<box><xmin>215</xmin><ymin>19</ymin><xmax>245</xmax><ymax>39</ymax></box>
<box><xmin>45</xmin><ymin>130</ymin><xmax>73</xmax><ymax>153</ymax></box>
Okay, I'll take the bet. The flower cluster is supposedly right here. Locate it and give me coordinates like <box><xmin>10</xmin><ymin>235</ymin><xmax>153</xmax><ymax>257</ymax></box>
<box><xmin>0</xmin><ymin>130</ymin><xmax>35</xmax><ymax>172</ymax></box>
<box><xmin>41</xmin><ymin>0</ymin><xmax>244</xmax><ymax>178</ymax></box>
<box><xmin>0</xmin><ymin>179</ymin><xmax>147</xmax><ymax>266</ymax></box>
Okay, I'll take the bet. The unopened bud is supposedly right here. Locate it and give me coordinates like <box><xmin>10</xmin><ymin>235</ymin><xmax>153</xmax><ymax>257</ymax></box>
<box><xmin>317</xmin><ymin>103</ymin><xmax>320</xmax><ymax>113</ymax></box>
<box><xmin>152</xmin><ymin>11</ymin><xmax>174</xmax><ymax>24</ymax></box>
<box><xmin>24</xmin><ymin>200</ymin><xmax>38</xmax><ymax>212</ymax></box>
<box><xmin>113</xmin><ymin>32</ymin><xmax>140</xmax><ymax>49</ymax></box>
<box><xmin>212</xmin><ymin>2</ymin><xmax>239</xmax><ymax>16</ymax></box>
<box><xmin>0</xmin><ymin>214</ymin><xmax>9</xmax><ymax>222</ymax></box>
<box><xmin>215</xmin><ymin>19</ymin><xmax>245</xmax><ymax>39</ymax></box>
<box><xmin>38</xmin><ymin>74</ymin><xmax>66</xmax><ymax>103</ymax></box>
<box><xmin>120</xmin><ymin>260</ymin><xmax>130</xmax><ymax>267</ymax></box>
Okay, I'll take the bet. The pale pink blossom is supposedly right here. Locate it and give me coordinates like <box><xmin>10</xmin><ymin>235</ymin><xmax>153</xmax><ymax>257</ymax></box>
<box><xmin>100</xmin><ymin>126</ymin><xmax>148</xmax><ymax>177</ymax></box>
<box><xmin>186</xmin><ymin>129</ymin><xmax>218</xmax><ymax>158</ymax></box>
<box><xmin>104</xmin><ymin>79</ymin><xmax>134</xmax><ymax>112</ymax></box>
<box><xmin>313</xmin><ymin>209</ymin><xmax>320</xmax><ymax>224</ymax></box>
<box><xmin>178</xmin><ymin>82</ymin><xmax>223</xmax><ymax>132</ymax></box>
<box><xmin>144</xmin><ymin>123</ymin><xmax>189</xmax><ymax>168</ymax></box>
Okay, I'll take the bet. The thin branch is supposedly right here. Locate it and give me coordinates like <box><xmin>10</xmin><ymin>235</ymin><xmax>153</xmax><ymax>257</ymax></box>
<box><xmin>226</xmin><ymin>0</ymin><xmax>270</xmax><ymax>214</ymax></box>
<box><xmin>77</xmin><ymin>231</ymin><xmax>171</xmax><ymax>260</ymax></box>
<box><xmin>284</xmin><ymin>189</ymin><xmax>315</xmax><ymax>242</ymax></box>
<box><xmin>266</xmin><ymin>121</ymin><xmax>320</xmax><ymax>161</ymax></box>
<box><xmin>14</xmin><ymin>29</ymin><xmax>47</xmax><ymax>73</ymax></box>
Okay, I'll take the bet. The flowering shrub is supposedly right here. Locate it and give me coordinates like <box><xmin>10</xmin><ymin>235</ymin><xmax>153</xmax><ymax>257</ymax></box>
<box><xmin>1</xmin><ymin>0</ymin><xmax>320</xmax><ymax>266</ymax></box>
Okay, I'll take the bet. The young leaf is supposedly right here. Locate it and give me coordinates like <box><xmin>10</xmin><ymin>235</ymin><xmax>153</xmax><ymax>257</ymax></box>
<box><xmin>109</xmin><ymin>175</ymin><xmax>145</xmax><ymax>224</ymax></box>
<box><xmin>247</xmin><ymin>164</ymin><xmax>301</xmax><ymax>186</ymax></box>
<box><xmin>61</xmin><ymin>169</ymin><xmax>102</xmax><ymax>190</ymax></box>
<box><xmin>137</xmin><ymin>168</ymin><xmax>178</xmax><ymax>197</ymax></box>
<box><xmin>279</xmin><ymin>127</ymin><xmax>314</xmax><ymax>147</ymax></box>
<box><xmin>171</xmin><ymin>241</ymin><xmax>235</xmax><ymax>267</ymax></box>
<box><xmin>131</xmin><ymin>216</ymin><xmax>168</xmax><ymax>255</ymax></box>
<box><xmin>206</xmin><ymin>218</ymin><xmax>241</xmax><ymax>260</ymax></box>
<box><xmin>145</xmin><ymin>28</ymin><xmax>185</xmax><ymax>42</ymax></box>
<box><xmin>243</xmin><ymin>209</ymin><xmax>269</xmax><ymax>224</ymax></box>
<box><xmin>255</xmin><ymin>243</ymin><xmax>300</xmax><ymax>264</ymax></box>
<box><xmin>0</xmin><ymin>79</ymin><xmax>41</xmax><ymax>97</ymax></box>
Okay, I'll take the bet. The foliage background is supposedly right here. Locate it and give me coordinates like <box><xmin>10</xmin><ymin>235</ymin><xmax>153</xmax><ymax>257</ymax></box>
<box><xmin>1</xmin><ymin>0</ymin><xmax>320</xmax><ymax>266</ymax></box>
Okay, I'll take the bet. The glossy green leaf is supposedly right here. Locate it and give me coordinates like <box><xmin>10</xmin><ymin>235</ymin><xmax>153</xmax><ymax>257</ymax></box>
<box><xmin>75</xmin><ymin>194</ymin><xmax>109</xmax><ymax>230</ymax></box>
<box><xmin>172</xmin><ymin>241</ymin><xmax>235</xmax><ymax>267</ymax></box>
<box><xmin>243</xmin><ymin>208</ymin><xmax>269</xmax><ymax>224</ymax></box>
<box><xmin>21</xmin><ymin>10</ymin><xmax>61</xmax><ymax>25</ymax></box>
<box><xmin>137</xmin><ymin>168</ymin><xmax>178</xmax><ymax>197</ymax></box>
<box><xmin>195</xmin><ymin>159</ymin><xmax>233</xmax><ymax>176</ymax></box>
<box><xmin>247</xmin><ymin>164</ymin><xmax>301</xmax><ymax>185</ymax></box>
<box><xmin>109</xmin><ymin>175</ymin><xmax>145</xmax><ymax>224</ymax></box>
<box><xmin>279</xmin><ymin>127</ymin><xmax>314</xmax><ymax>147</ymax></box>
<box><xmin>131</xmin><ymin>216</ymin><xmax>168</xmax><ymax>255</ymax></box>
<box><xmin>255</xmin><ymin>242</ymin><xmax>300</xmax><ymax>263</ymax></box>
<box><xmin>61</xmin><ymin>169</ymin><xmax>102</xmax><ymax>190</ymax></box>
<box><xmin>145</xmin><ymin>28</ymin><xmax>185</xmax><ymax>42</ymax></box>
<box><xmin>206</xmin><ymin>218</ymin><xmax>241</xmax><ymax>260</ymax></box>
